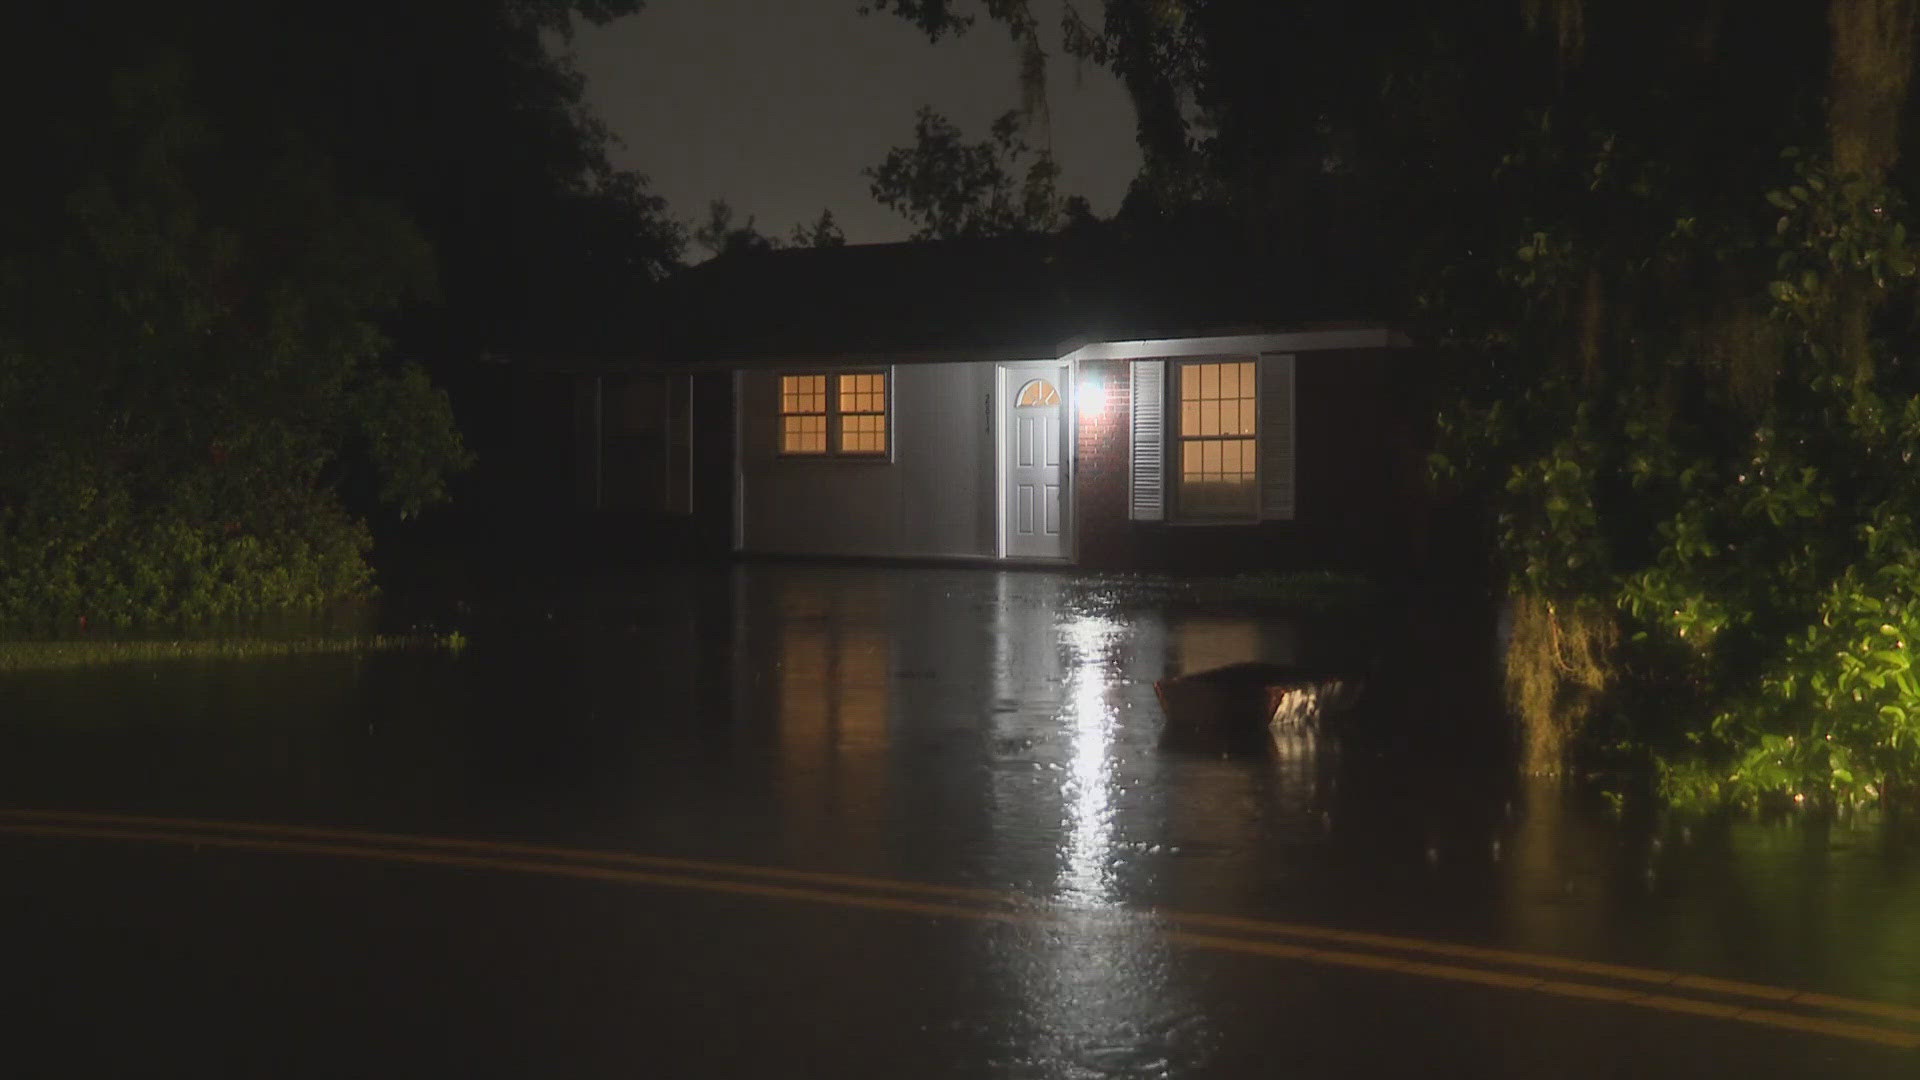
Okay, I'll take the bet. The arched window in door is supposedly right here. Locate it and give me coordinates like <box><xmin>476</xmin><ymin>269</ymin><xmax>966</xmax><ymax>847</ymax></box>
<box><xmin>1016</xmin><ymin>379</ymin><xmax>1060</xmax><ymax>407</ymax></box>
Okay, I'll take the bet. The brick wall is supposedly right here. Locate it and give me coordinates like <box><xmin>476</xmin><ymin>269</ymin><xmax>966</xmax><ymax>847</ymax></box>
<box><xmin>1075</xmin><ymin>358</ymin><xmax>1135</xmax><ymax>568</ymax></box>
<box><xmin>1074</xmin><ymin>349</ymin><xmax>1432</xmax><ymax>575</ymax></box>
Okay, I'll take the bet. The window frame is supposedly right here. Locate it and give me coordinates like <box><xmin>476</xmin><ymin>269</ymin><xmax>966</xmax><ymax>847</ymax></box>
<box><xmin>1015</xmin><ymin>377</ymin><xmax>1061</xmax><ymax>407</ymax></box>
<box><xmin>776</xmin><ymin>373</ymin><xmax>831</xmax><ymax>456</ymax></box>
<box><xmin>1170</xmin><ymin>356</ymin><xmax>1260</xmax><ymax>523</ymax></box>
<box><xmin>775</xmin><ymin>367</ymin><xmax>894</xmax><ymax>461</ymax></box>
<box><xmin>833</xmin><ymin>371</ymin><xmax>889</xmax><ymax>456</ymax></box>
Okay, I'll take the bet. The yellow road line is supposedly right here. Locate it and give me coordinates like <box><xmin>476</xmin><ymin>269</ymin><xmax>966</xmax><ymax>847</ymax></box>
<box><xmin>1161</xmin><ymin>929</ymin><xmax>1920</xmax><ymax>1052</ymax></box>
<box><xmin>3</xmin><ymin>811</ymin><xmax>1916</xmax><ymax>1051</ymax></box>
<box><xmin>13</xmin><ymin>808</ymin><xmax>1918</xmax><ymax>1029</ymax></box>
<box><xmin>0</xmin><ymin>821</ymin><xmax>1037</xmax><ymax>924</ymax></box>
<box><xmin>0</xmin><ymin>809</ymin><xmax>1013</xmax><ymax>906</ymax></box>
<box><xmin>1160</xmin><ymin>910</ymin><xmax>1920</xmax><ymax>1026</ymax></box>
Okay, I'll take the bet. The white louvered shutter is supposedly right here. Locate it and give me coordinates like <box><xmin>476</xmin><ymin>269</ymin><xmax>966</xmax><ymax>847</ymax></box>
<box><xmin>1259</xmin><ymin>354</ymin><xmax>1296</xmax><ymax>520</ymax></box>
<box><xmin>1129</xmin><ymin>359</ymin><xmax>1165</xmax><ymax>521</ymax></box>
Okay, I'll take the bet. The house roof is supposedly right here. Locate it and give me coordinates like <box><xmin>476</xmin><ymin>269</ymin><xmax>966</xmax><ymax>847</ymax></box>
<box><xmin>639</xmin><ymin>229</ymin><xmax>1388</xmax><ymax>365</ymax></box>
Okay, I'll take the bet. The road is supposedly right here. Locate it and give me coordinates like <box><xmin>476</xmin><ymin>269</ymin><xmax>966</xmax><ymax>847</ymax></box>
<box><xmin>3</xmin><ymin>565</ymin><xmax>1916</xmax><ymax>1076</ymax></box>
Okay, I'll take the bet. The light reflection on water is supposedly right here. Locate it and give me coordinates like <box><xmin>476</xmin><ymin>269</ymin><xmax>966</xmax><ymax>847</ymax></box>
<box><xmin>1057</xmin><ymin>613</ymin><xmax>1123</xmax><ymax>907</ymax></box>
<box><xmin>721</xmin><ymin>568</ymin><xmax>1919</xmax><ymax>1065</ymax></box>
<box><xmin>990</xmin><ymin>601</ymin><xmax>1211</xmax><ymax>1077</ymax></box>
<box><xmin>741</xmin><ymin>575</ymin><xmax>900</xmax><ymax>868</ymax></box>
<box><xmin>5</xmin><ymin>565</ymin><xmax>1920</xmax><ymax>1069</ymax></box>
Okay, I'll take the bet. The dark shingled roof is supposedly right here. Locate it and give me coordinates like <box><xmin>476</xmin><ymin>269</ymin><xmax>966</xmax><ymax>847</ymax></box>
<box><xmin>645</xmin><ymin>229</ymin><xmax>1385</xmax><ymax>363</ymax></box>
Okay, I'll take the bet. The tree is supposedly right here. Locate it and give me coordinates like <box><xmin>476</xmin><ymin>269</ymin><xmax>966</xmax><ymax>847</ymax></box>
<box><xmin>869</xmin><ymin>0</ymin><xmax>1920</xmax><ymax>805</ymax></box>
<box><xmin>7</xmin><ymin>3</ymin><xmax>687</xmax><ymax>528</ymax></box>
<box><xmin>790</xmin><ymin>209</ymin><xmax>848</xmax><ymax>248</ymax></box>
<box><xmin>0</xmin><ymin>58</ymin><xmax>470</xmax><ymax>626</ymax></box>
<box><xmin>1428</xmin><ymin>0</ymin><xmax>1920</xmax><ymax>805</ymax></box>
<box><xmin>0</xmin><ymin>1</ymin><xmax>684</xmax><ymax>623</ymax></box>
<box><xmin>6</xmin><ymin>2</ymin><xmax>684</xmax><ymax>352</ymax></box>
<box><xmin>693</xmin><ymin>199</ymin><xmax>781</xmax><ymax>258</ymax></box>
<box><xmin>865</xmin><ymin>107</ymin><xmax>1065</xmax><ymax>239</ymax></box>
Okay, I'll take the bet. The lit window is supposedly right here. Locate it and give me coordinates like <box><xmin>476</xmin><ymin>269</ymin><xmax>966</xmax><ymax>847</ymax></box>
<box><xmin>780</xmin><ymin>375</ymin><xmax>827</xmax><ymax>454</ymax></box>
<box><xmin>779</xmin><ymin>371</ymin><xmax>889</xmax><ymax>457</ymax></box>
<box><xmin>837</xmin><ymin>373</ymin><xmax>887</xmax><ymax>454</ymax></box>
<box><xmin>1016</xmin><ymin>378</ymin><xmax>1060</xmax><ymax>406</ymax></box>
<box><xmin>1176</xmin><ymin>360</ymin><xmax>1256</xmax><ymax>517</ymax></box>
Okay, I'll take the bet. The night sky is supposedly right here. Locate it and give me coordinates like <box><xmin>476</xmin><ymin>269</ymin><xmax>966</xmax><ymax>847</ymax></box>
<box><xmin>568</xmin><ymin>0</ymin><xmax>1142</xmax><ymax>247</ymax></box>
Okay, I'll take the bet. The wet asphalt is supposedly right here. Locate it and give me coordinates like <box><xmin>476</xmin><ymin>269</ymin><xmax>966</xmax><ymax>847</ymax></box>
<box><xmin>2</xmin><ymin>565</ymin><xmax>1917</xmax><ymax>1077</ymax></box>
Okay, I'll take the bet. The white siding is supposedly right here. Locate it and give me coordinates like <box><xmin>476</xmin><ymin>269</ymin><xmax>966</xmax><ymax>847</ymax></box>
<box><xmin>739</xmin><ymin>363</ymin><xmax>999</xmax><ymax>558</ymax></box>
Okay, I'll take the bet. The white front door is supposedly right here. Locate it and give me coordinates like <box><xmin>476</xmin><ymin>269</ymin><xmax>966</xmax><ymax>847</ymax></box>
<box><xmin>1005</xmin><ymin>369</ymin><xmax>1067</xmax><ymax>559</ymax></box>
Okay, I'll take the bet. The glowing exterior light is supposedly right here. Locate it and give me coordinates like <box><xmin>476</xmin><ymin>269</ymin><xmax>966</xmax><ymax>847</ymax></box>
<box><xmin>1074</xmin><ymin>374</ymin><xmax>1105</xmax><ymax>414</ymax></box>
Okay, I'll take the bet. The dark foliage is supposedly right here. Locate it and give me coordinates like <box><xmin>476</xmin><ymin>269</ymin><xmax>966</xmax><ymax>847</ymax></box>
<box><xmin>0</xmin><ymin>2</ymin><xmax>683</xmax><ymax>624</ymax></box>
<box><xmin>870</xmin><ymin>0</ymin><xmax>1920</xmax><ymax>804</ymax></box>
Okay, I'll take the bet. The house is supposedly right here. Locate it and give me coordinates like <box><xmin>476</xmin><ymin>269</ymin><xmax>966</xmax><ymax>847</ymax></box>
<box><xmin>540</xmin><ymin>232</ymin><xmax>1432</xmax><ymax>572</ymax></box>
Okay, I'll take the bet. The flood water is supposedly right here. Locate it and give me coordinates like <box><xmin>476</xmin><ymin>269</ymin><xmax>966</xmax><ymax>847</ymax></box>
<box><xmin>4</xmin><ymin>564</ymin><xmax>1917</xmax><ymax>1074</ymax></box>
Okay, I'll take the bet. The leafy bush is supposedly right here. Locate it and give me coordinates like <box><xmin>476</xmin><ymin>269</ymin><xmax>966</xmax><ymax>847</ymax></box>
<box><xmin>1436</xmin><ymin>149</ymin><xmax>1920</xmax><ymax>808</ymax></box>
<box><xmin>0</xmin><ymin>57</ymin><xmax>468</xmax><ymax>628</ymax></box>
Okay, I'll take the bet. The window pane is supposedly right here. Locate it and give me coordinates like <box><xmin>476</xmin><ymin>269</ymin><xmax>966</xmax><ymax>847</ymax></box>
<box><xmin>783</xmin><ymin>415</ymin><xmax>825</xmax><ymax>454</ymax></box>
<box><xmin>1223</xmin><ymin>475</ymin><xmax>1257</xmax><ymax>513</ymax></box>
<box><xmin>1017</xmin><ymin>378</ymin><xmax>1059</xmax><ymax>407</ymax></box>
<box><xmin>1178</xmin><ymin>437</ymin><xmax>1256</xmax><ymax>516</ymax></box>
<box><xmin>1173</xmin><ymin>360</ymin><xmax>1256</xmax><ymax>516</ymax></box>
<box><xmin>782</xmin><ymin>376</ymin><xmax>850</xmax><ymax>453</ymax></box>
<box><xmin>839</xmin><ymin>372</ymin><xmax>886</xmax><ymax>415</ymax></box>
<box><xmin>817</xmin><ymin>372</ymin><xmax>883</xmax><ymax>451</ymax></box>
<box><xmin>839</xmin><ymin>413</ymin><xmax>886</xmax><ymax>454</ymax></box>
<box><xmin>782</xmin><ymin>375</ymin><xmax>829</xmax><ymax>417</ymax></box>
